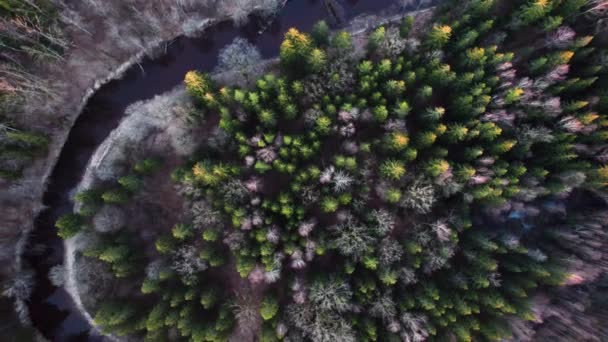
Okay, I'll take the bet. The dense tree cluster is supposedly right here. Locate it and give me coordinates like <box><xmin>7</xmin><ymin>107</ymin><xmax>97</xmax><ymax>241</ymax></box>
<box><xmin>55</xmin><ymin>0</ymin><xmax>608</xmax><ymax>341</ymax></box>
<box><xmin>0</xmin><ymin>126</ymin><xmax>48</xmax><ymax>179</ymax></box>
<box><xmin>0</xmin><ymin>1</ymin><xmax>58</xmax><ymax>180</ymax></box>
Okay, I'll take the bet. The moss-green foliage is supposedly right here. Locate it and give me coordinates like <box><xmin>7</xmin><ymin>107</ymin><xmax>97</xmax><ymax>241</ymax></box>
<box><xmin>260</xmin><ymin>296</ymin><xmax>279</xmax><ymax>321</ymax></box>
<box><xmin>55</xmin><ymin>213</ymin><xmax>85</xmax><ymax>239</ymax></box>
<box><xmin>84</xmin><ymin>232</ymin><xmax>141</xmax><ymax>278</ymax></box>
<box><xmin>134</xmin><ymin>158</ymin><xmax>163</xmax><ymax>175</ymax></box>
<box><xmin>93</xmin><ymin>301</ymin><xmax>138</xmax><ymax>336</ymax></box>
<box><xmin>0</xmin><ymin>0</ymin><xmax>62</xmax><ymax>180</ymax></box>
<box><xmin>80</xmin><ymin>0</ymin><xmax>608</xmax><ymax>340</ymax></box>
<box><xmin>0</xmin><ymin>129</ymin><xmax>49</xmax><ymax>179</ymax></box>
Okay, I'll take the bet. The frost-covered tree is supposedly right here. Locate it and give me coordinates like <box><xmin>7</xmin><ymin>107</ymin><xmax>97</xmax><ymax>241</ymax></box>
<box><xmin>216</xmin><ymin>37</ymin><xmax>262</xmax><ymax>80</ymax></box>
<box><xmin>308</xmin><ymin>278</ymin><xmax>353</xmax><ymax>313</ymax></box>
<box><xmin>3</xmin><ymin>270</ymin><xmax>34</xmax><ymax>302</ymax></box>
<box><xmin>287</xmin><ymin>303</ymin><xmax>356</xmax><ymax>342</ymax></box>
<box><xmin>232</xmin><ymin>292</ymin><xmax>260</xmax><ymax>335</ymax></box>
<box><xmin>220</xmin><ymin>179</ymin><xmax>249</xmax><ymax>205</ymax></box>
<box><xmin>92</xmin><ymin>205</ymin><xmax>126</xmax><ymax>233</ymax></box>
<box><xmin>331</xmin><ymin>214</ymin><xmax>374</xmax><ymax>261</ymax></box>
<box><xmin>2</xmin><ymin>270</ymin><xmax>35</xmax><ymax>324</ymax></box>
<box><xmin>398</xmin><ymin>267</ymin><xmax>417</xmax><ymax>285</ymax></box>
<box><xmin>222</xmin><ymin>0</ymin><xmax>283</xmax><ymax>26</ymax></box>
<box><xmin>171</xmin><ymin>245</ymin><xmax>208</xmax><ymax>279</ymax></box>
<box><xmin>369</xmin><ymin>293</ymin><xmax>397</xmax><ymax>321</ymax></box>
<box><xmin>399</xmin><ymin>312</ymin><xmax>429</xmax><ymax>342</ymax></box>
<box><xmin>369</xmin><ymin>209</ymin><xmax>395</xmax><ymax>235</ymax></box>
<box><xmin>400</xmin><ymin>179</ymin><xmax>436</xmax><ymax>214</ymax></box>
<box><xmin>332</xmin><ymin>170</ymin><xmax>354</xmax><ymax>192</ymax></box>
<box><xmin>298</xmin><ymin>219</ymin><xmax>316</xmax><ymax>237</ymax></box>
<box><xmin>191</xmin><ymin>200</ymin><xmax>223</xmax><ymax>229</ymax></box>
<box><xmin>379</xmin><ymin>238</ymin><xmax>404</xmax><ymax>266</ymax></box>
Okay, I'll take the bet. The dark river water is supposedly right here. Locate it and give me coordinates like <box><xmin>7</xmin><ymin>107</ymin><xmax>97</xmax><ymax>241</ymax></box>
<box><xmin>23</xmin><ymin>0</ymin><xmax>443</xmax><ymax>340</ymax></box>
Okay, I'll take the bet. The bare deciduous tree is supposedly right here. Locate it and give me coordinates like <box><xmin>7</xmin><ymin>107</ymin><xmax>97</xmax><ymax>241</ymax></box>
<box><xmin>216</xmin><ymin>37</ymin><xmax>262</xmax><ymax>83</ymax></box>
<box><xmin>232</xmin><ymin>291</ymin><xmax>261</xmax><ymax>336</ymax></box>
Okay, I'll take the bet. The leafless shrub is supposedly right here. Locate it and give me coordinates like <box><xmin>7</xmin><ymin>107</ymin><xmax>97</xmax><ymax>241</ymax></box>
<box><xmin>220</xmin><ymin>0</ymin><xmax>283</xmax><ymax>26</ymax></box>
<box><xmin>48</xmin><ymin>264</ymin><xmax>66</xmax><ymax>287</ymax></box>
<box><xmin>92</xmin><ymin>205</ymin><xmax>126</xmax><ymax>233</ymax></box>
<box><xmin>145</xmin><ymin>259</ymin><xmax>166</xmax><ymax>280</ymax></box>
<box><xmin>3</xmin><ymin>269</ymin><xmax>34</xmax><ymax>301</ymax></box>
<box><xmin>378</xmin><ymin>27</ymin><xmax>407</xmax><ymax>58</ymax></box>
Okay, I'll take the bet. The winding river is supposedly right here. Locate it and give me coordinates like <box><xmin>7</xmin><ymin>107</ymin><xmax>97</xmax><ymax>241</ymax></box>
<box><xmin>22</xmin><ymin>0</ymin><xmax>445</xmax><ymax>340</ymax></box>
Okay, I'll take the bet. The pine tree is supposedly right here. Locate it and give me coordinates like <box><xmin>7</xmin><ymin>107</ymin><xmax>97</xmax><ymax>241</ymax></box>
<box><xmin>56</xmin><ymin>213</ymin><xmax>85</xmax><ymax>239</ymax></box>
<box><xmin>5</xmin><ymin>130</ymin><xmax>48</xmax><ymax>149</ymax></box>
<box><xmin>425</xmin><ymin>159</ymin><xmax>450</xmax><ymax>178</ymax></box>
<box><xmin>102</xmin><ymin>188</ymin><xmax>130</xmax><ymax>204</ymax></box>
<box><xmin>368</xmin><ymin>26</ymin><xmax>386</xmax><ymax>52</ymax></box>
<box><xmin>400</xmin><ymin>15</ymin><xmax>414</xmax><ymax>37</ymax></box>
<box><xmin>99</xmin><ymin>245</ymin><xmax>129</xmax><ymax>264</ymax></box>
<box><xmin>427</xmin><ymin>25</ymin><xmax>452</xmax><ymax>48</ymax></box>
<box><xmin>518</xmin><ymin>0</ymin><xmax>552</xmax><ymax>25</ymax></box>
<box><xmin>380</xmin><ymin>160</ymin><xmax>406</xmax><ymax>180</ymax></box>
<box><xmin>374</xmin><ymin>105</ymin><xmax>389</xmax><ymax>122</ymax></box>
<box><xmin>332</xmin><ymin>31</ymin><xmax>353</xmax><ymax>52</ymax></box>
<box><xmin>155</xmin><ymin>235</ymin><xmax>176</xmax><ymax>254</ymax></box>
<box><xmin>394</xmin><ymin>100</ymin><xmax>411</xmax><ymax>118</ymax></box>
<box><xmin>308</xmin><ymin>48</ymin><xmax>327</xmax><ymax>73</ymax></box>
<box><xmin>386</xmin><ymin>131</ymin><xmax>410</xmax><ymax>151</ymax></box>
<box><xmin>260</xmin><ymin>296</ymin><xmax>279</xmax><ymax>321</ymax></box>
<box><xmin>185</xmin><ymin>71</ymin><xmax>215</xmax><ymax>104</ymax></box>
<box><xmin>118</xmin><ymin>175</ymin><xmax>143</xmax><ymax>193</ymax></box>
<box><xmin>280</xmin><ymin>28</ymin><xmax>313</xmax><ymax>76</ymax></box>
<box><xmin>172</xmin><ymin>223</ymin><xmax>193</xmax><ymax>240</ymax></box>
<box><xmin>311</xmin><ymin>20</ymin><xmax>330</xmax><ymax>46</ymax></box>
<box><xmin>94</xmin><ymin>302</ymin><xmax>136</xmax><ymax>332</ymax></box>
<box><xmin>321</xmin><ymin>197</ymin><xmax>339</xmax><ymax>213</ymax></box>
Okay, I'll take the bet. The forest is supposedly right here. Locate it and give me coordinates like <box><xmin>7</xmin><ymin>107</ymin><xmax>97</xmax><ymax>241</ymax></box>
<box><xmin>1</xmin><ymin>0</ymin><xmax>608</xmax><ymax>341</ymax></box>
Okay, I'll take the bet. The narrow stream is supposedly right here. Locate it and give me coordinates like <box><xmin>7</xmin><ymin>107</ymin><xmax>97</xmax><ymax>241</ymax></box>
<box><xmin>23</xmin><ymin>0</ymin><xmax>439</xmax><ymax>340</ymax></box>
